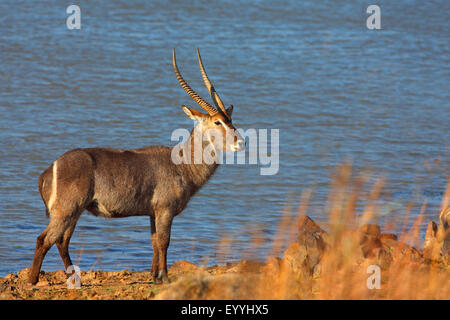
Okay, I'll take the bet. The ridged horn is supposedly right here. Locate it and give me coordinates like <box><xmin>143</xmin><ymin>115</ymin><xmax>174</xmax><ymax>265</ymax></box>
<box><xmin>196</xmin><ymin>49</ymin><xmax>230</xmax><ymax>120</ymax></box>
<box><xmin>172</xmin><ymin>49</ymin><xmax>218</xmax><ymax>116</ymax></box>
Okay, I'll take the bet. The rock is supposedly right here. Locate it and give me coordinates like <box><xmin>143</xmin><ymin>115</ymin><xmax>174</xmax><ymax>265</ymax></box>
<box><xmin>379</xmin><ymin>233</ymin><xmax>398</xmax><ymax>241</ymax></box>
<box><xmin>117</xmin><ymin>269</ymin><xmax>130</xmax><ymax>277</ymax></box>
<box><xmin>169</xmin><ymin>260</ymin><xmax>199</xmax><ymax>274</ymax></box>
<box><xmin>440</xmin><ymin>206</ymin><xmax>450</xmax><ymax>229</ymax></box>
<box><xmin>83</xmin><ymin>270</ymin><xmax>107</xmax><ymax>281</ymax></box>
<box><xmin>423</xmin><ymin>207</ymin><xmax>450</xmax><ymax>260</ymax></box>
<box><xmin>329</xmin><ymin>224</ymin><xmax>394</xmax><ymax>269</ymax></box>
<box><xmin>423</xmin><ymin>221</ymin><xmax>440</xmax><ymax>260</ymax></box>
<box><xmin>281</xmin><ymin>242</ymin><xmax>314</xmax><ymax>296</ymax></box>
<box><xmin>206</xmin><ymin>264</ymin><xmax>228</xmax><ymax>275</ymax></box>
<box><xmin>370</xmin><ymin>246</ymin><xmax>393</xmax><ymax>269</ymax></box>
<box><xmin>360</xmin><ymin>224</ymin><xmax>381</xmax><ymax>238</ymax></box>
<box><xmin>4</xmin><ymin>273</ymin><xmax>18</xmax><ymax>281</ymax></box>
<box><xmin>295</xmin><ymin>216</ymin><xmax>328</xmax><ymax>274</ymax></box>
<box><xmin>17</xmin><ymin>268</ymin><xmax>32</xmax><ymax>281</ymax></box>
<box><xmin>283</xmin><ymin>242</ymin><xmax>308</xmax><ymax>276</ymax></box>
<box><xmin>263</xmin><ymin>257</ymin><xmax>283</xmax><ymax>276</ymax></box>
<box><xmin>382</xmin><ymin>238</ymin><xmax>422</xmax><ymax>263</ymax></box>
<box><xmin>154</xmin><ymin>271</ymin><xmax>212</xmax><ymax>299</ymax></box>
<box><xmin>439</xmin><ymin>206</ymin><xmax>450</xmax><ymax>257</ymax></box>
<box><xmin>226</xmin><ymin>260</ymin><xmax>265</xmax><ymax>273</ymax></box>
<box><xmin>312</xmin><ymin>263</ymin><xmax>321</xmax><ymax>278</ymax></box>
<box><xmin>359</xmin><ymin>224</ymin><xmax>381</xmax><ymax>256</ymax></box>
<box><xmin>360</xmin><ymin>238</ymin><xmax>383</xmax><ymax>258</ymax></box>
<box><xmin>0</xmin><ymin>280</ymin><xmax>13</xmax><ymax>292</ymax></box>
<box><xmin>53</xmin><ymin>270</ymin><xmax>67</xmax><ymax>283</ymax></box>
<box><xmin>154</xmin><ymin>272</ymin><xmax>261</xmax><ymax>300</ymax></box>
<box><xmin>35</xmin><ymin>280</ymin><xmax>50</xmax><ymax>287</ymax></box>
<box><xmin>206</xmin><ymin>273</ymin><xmax>262</xmax><ymax>299</ymax></box>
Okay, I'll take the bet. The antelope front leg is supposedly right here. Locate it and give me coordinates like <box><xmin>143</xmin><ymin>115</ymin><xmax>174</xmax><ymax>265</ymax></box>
<box><xmin>150</xmin><ymin>216</ymin><xmax>160</xmax><ymax>284</ymax></box>
<box><xmin>155</xmin><ymin>211</ymin><xmax>173</xmax><ymax>284</ymax></box>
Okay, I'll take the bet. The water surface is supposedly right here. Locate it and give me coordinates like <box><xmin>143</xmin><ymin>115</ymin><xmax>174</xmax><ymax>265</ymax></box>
<box><xmin>0</xmin><ymin>0</ymin><xmax>449</xmax><ymax>276</ymax></box>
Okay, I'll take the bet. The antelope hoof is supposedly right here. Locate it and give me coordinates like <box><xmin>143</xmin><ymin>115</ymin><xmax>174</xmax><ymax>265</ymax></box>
<box><xmin>161</xmin><ymin>277</ymin><xmax>170</xmax><ymax>284</ymax></box>
<box><xmin>153</xmin><ymin>277</ymin><xmax>170</xmax><ymax>284</ymax></box>
<box><xmin>29</xmin><ymin>275</ymin><xmax>39</xmax><ymax>285</ymax></box>
<box><xmin>153</xmin><ymin>271</ymin><xmax>170</xmax><ymax>284</ymax></box>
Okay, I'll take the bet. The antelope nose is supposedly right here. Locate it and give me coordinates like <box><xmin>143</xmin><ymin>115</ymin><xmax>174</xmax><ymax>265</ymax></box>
<box><xmin>237</xmin><ymin>140</ymin><xmax>245</xmax><ymax>150</ymax></box>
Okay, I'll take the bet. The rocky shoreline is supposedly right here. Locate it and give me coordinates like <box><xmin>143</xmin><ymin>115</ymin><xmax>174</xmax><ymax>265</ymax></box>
<box><xmin>1</xmin><ymin>211</ymin><xmax>449</xmax><ymax>300</ymax></box>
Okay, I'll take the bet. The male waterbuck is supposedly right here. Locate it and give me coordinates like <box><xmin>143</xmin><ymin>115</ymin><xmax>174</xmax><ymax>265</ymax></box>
<box><xmin>29</xmin><ymin>49</ymin><xmax>245</xmax><ymax>284</ymax></box>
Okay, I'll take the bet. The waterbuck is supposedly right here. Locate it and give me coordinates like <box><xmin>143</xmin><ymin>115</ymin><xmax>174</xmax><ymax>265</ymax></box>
<box><xmin>29</xmin><ymin>49</ymin><xmax>245</xmax><ymax>284</ymax></box>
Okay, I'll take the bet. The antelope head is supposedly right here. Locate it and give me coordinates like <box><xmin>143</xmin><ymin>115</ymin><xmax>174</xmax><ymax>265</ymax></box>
<box><xmin>173</xmin><ymin>49</ymin><xmax>245</xmax><ymax>153</ymax></box>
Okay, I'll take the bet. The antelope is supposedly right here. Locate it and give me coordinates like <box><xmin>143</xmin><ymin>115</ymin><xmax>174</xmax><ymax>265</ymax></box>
<box><xmin>29</xmin><ymin>49</ymin><xmax>245</xmax><ymax>285</ymax></box>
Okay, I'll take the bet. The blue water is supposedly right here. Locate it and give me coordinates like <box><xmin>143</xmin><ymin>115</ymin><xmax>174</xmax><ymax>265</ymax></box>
<box><xmin>0</xmin><ymin>0</ymin><xmax>448</xmax><ymax>276</ymax></box>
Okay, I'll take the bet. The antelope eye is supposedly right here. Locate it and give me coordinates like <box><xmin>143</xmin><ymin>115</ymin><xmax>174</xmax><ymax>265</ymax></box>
<box><xmin>214</xmin><ymin>121</ymin><xmax>221</xmax><ymax>125</ymax></box>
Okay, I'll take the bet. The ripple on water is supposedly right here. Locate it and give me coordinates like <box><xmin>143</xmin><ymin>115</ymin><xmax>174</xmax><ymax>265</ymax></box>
<box><xmin>0</xmin><ymin>0</ymin><xmax>448</xmax><ymax>276</ymax></box>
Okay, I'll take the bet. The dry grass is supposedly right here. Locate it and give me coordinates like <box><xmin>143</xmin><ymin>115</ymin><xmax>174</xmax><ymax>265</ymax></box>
<box><xmin>178</xmin><ymin>163</ymin><xmax>450</xmax><ymax>300</ymax></box>
<box><xmin>262</xmin><ymin>164</ymin><xmax>449</xmax><ymax>299</ymax></box>
<box><xmin>1</xmin><ymin>164</ymin><xmax>448</xmax><ymax>300</ymax></box>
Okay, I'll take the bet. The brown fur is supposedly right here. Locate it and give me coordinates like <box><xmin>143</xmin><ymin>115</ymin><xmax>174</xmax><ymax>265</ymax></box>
<box><xmin>29</xmin><ymin>108</ymin><xmax>244</xmax><ymax>285</ymax></box>
<box><xmin>30</xmin><ymin>52</ymin><xmax>245</xmax><ymax>285</ymax></box>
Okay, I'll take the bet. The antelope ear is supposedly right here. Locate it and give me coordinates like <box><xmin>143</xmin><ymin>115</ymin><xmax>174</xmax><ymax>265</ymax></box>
<box><xmin>182</xmin><ymin>105</ymin><xmax>208</xmax><ymax>121</ymax></box>
<box><xmin>226</xmin><ymin>105</ymin><xmax>234</xmax><ymax>117</ymax></box>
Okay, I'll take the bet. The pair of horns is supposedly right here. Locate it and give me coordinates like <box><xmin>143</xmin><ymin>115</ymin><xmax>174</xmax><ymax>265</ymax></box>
<box><xmin>172</xmin><ymin>49</ymin><xmax>231</xmax><ymax>120</ymax></box>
